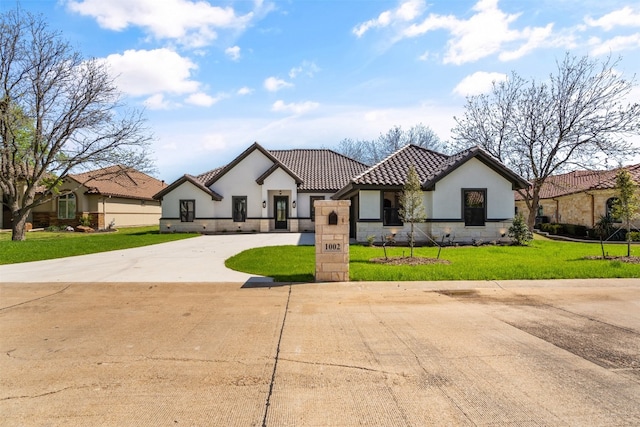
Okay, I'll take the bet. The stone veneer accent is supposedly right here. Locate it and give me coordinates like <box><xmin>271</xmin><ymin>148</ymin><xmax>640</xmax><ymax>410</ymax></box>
<box><xmin>315</xmin><ymin>200</ymin><xmax>350</xmax><ymax>282</ymax></box>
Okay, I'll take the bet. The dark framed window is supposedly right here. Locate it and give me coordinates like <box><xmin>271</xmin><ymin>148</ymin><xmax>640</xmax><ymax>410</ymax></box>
<box><xmin>232</xmin><ymin>196</ymin><xmax>247</xmax><ymax>222</ymax></box>
<box><xmin>310</xmin><ymin>196</ymin><xmax>325</xmax><ymax>221</ymax></box>
<box><xmin>383</xmin><ymin>191</ymin><xmax>403</xmax><ymax>226</ymax></box>
<box><xmin>180</xmin><ymin>200</ymin><xmax>195</xmax><ymax>222</ymax></box>
<box><xmin>463</xmin><ymin>189</ymin><xmax>486</xmax><ymax>226</ymax></box>
<box><xmin>58</xmin><ymin>193</ymin><xmax>76</xmax><ymax>219</ymax></box>
<box><xmin>606</xmin><ymin>197</ymin><xmax>622</xmax><ymax>222</ymax></box>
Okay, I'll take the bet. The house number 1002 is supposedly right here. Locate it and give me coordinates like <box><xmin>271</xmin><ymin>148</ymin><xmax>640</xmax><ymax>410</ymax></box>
<box><xmin>325</xmin><ymin>243</ymin><xmax>341</xmax><ymax>252</ymax></box>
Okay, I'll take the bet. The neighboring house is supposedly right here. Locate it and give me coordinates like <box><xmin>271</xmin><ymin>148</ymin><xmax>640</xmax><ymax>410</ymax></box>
<box><xmin>157</xmin><ymin>142</ymin><xmax>528</xmax><ymax>243</ymax></box>
<box><xmin>153</xmin><ymin>143</ymin><xmax>369</xmax><ymax>234</ymax></box>
<box><xmin>515</xmin><ymin>164</ymin><xmax>640</xmax><ymax>229</ymax></box>
<box><xmin>27</xmin><ymin>165</ymin><xmax>165</xmax><ymax>230</ymax></box>
<box><xmin>333</xmin><ymin>144</ymin><xmax>529</xmax><ymax>242</ymax></box>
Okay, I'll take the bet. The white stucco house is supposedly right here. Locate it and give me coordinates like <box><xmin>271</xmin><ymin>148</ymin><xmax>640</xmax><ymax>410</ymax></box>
<box><xmin>153</xmin><ymin>142</ymin><xmax>368</xmax><ymax>234</ymax></box>
<box><xmin>154</xmin><ymin>142</ymin><xmax>529</xmax><ymax>243</ymax></box>
<box><xmin>334</xmin><ymin>144</ymin><xmax>529</xmax><ymax>243</ymax></box>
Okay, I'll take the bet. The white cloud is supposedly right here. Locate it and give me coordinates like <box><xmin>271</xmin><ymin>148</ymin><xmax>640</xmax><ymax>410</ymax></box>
<box><xmin>585</xmin><ymin>7</ymin><xmax>640</xmax><ymax>31</ymax></box>
<box><xmin>360</xmin><ymin>0</ymin><xmax>553</xmax><ymax>64</ymax></box>
<box><xmin>185</xmin><ymin>92</ymin><xmax>220</xmax><ymax>107</ymax></box>
<box><xmin>103</xmin><ymin>49</ymin><xmax>200</xmax><ymax>96</ymax></box>
<box><xmin>353</xmin><ymin>0</ymin><xmax>425</xmax><ymax>37</ymax></box>
<box><xmin>264</xmin><ymin>77</ymin><xmax>293</xmax><ymax>92</ymax></box>
<box><xmin>289</xmin><ymin>61</ymin><xmax>320</xmax><ymax>79</ymax></box>
<box><xmin>453</xmin><ymin>71</ymin><xmax>507</xmax><ymax>97</ymax></box>
<box><xmin>237</xmin><ymin>87</ymin><xmax>253</xmax><ymax>96</ymax></box>
<box><xmin>143</xmin><ymin>94</ymin><xmax>171</xmax><ymax>110</ymax></box>
<box><xmin>225</xmin><ymin>46</ymin><xmax>241</xmax><ymax>61</ymax></box>
<box><xmin>67</xmin><ymin>0</ymin><xmax>273</xmax><ymax>48</ymax></box>
<box><xmin>590</xmin><ymin>33</ymin><xmax>640</xmax><ymax>55</ymax></box>
<box><xmin>271</xmin><ymin>100</ymin><xmax>319</xmax><ymax>115</ymax></box>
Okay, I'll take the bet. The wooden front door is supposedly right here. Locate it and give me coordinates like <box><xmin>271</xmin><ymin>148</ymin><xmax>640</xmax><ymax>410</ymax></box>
<box><xmin>274</xmin><ymin>196</ymin><xmax>288</xmax><ymax>230</ymax></box>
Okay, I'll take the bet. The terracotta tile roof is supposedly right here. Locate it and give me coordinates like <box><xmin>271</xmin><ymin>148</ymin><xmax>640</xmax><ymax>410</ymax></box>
<box><xmin>352</xmin><ymin>145</ymin><xmax>449</xmax><ymax>186</ymax></box>
<box><xmin>515</xmin><ymin>164</ymin><xmax>640</xmax><ymax>200</ymax></box>
<box><xmin>344</xmin><ymin>145</ymin><xmax>528</xmax><ymax>193</ymax></box>
<box><xmin>153</xmin><ymin>168</ymin><xmax>223</xmax><ymax>201</ymax></box>
<box><xmin>69</xmin><ymin>165</ymin><xmax>166</xmax><ymax>201</ymax></box>
<box><xmin>269</xmin><ymin>149</ymin><xmax>369</xmax><ymax>191</ymax></box>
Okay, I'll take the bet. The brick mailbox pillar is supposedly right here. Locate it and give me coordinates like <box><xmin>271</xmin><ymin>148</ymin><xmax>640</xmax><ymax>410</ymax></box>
<box><xmin>314</xmin><ymin>200</ymin><xmax>350</xmax><ymax>282</ymax></box>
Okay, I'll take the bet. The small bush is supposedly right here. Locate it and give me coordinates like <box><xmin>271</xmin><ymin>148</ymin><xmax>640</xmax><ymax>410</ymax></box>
<box><xmin>628</xmin><ymin>231</ymin><xmax>640</xmax><ymax>242</ymax></box>
<box><xmin>540</xmin><ymin>223</ymin><xmax>563</xmax><ymax>235</ymax></box>
<box><xmin>508</xmin><ymin>213</ymin><xmax>532</xmax><ymax>245</ymax></box>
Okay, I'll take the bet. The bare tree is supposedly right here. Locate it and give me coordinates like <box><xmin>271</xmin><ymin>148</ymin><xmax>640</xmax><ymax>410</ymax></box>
<box><xmin>335</xmin><ymin>123</ymin><xmax>444</xmax><ymax>165</ymax></box>
<box><xmin>451</xmin><ymin>53</ymin><xmax>640</xmax><ymax>230</ymax></box>
<box><xmin>0</xmin><ymin>10</ymin><xmax>153</xmax><ymax>241</ymax></box>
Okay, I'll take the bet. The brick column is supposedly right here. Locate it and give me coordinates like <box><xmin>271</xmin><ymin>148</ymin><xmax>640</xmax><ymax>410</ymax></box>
<box><xmin>314</xmin><ymin>200</ymin><xmax>350</xmax><ymax>282</ymax></box>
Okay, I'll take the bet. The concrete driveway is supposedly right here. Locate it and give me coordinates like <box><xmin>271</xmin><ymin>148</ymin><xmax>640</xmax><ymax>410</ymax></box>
<box><xmin>0</xmin><ymin>232</ymin><xmax>315</xmax><ymax>283</ymax></box>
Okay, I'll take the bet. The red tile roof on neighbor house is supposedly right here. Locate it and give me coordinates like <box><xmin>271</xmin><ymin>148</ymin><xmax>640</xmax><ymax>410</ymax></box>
<box><xmin>515</xmin><ymin>164</ymin><xmax>640</xmax><ymax>200</ymax></box>
<box><xmin>69</xmin><ymin>165</ymin><xmax>166</xmax><ymax>201</ymax></box>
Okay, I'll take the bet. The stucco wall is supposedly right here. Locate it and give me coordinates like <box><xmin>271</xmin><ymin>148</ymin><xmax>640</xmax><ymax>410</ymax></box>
<box><xmin>211</xmin><ymin>149</ymin><xmax>274</xmax><ymax>219</ymax></box>
<box><xmin>161</xmin><ymin>181</ymin><xmax>216</xmax><ymax>219</ymax></box>
<box><xmin>432</xmin><ymin>158</ymin><xmax>514</xmax><ymax>219</ymax></box>
<box><xmin>359</xmin><ymin>190</ymin><xmax>381</xmax><ymax>219</ymax></box>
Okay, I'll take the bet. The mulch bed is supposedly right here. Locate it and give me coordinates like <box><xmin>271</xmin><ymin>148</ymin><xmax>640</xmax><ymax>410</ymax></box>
<box><xmin>583</xmin><ymin>256</ymin><xmax>640</xmax><ymax>264</ymax></box>
<box><xmin>370</xmin><ymin>256</ymin><xmax>451</xmax><ymax>266</ymax></box>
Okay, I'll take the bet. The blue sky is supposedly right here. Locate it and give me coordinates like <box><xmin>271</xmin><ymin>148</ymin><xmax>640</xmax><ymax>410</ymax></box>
<box><xmin>8</xmin><ymin>0</ymin><xmax>640</xmax><ymax>182</ymax></box>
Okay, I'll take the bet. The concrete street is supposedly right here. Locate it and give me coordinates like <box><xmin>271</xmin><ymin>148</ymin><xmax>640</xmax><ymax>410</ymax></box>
<box><xmin>1</xmin><ymin>235</ymin><xmax>639</xmax><ymax>425</ymax></box>
<box><xmin>2</xmin><ymin>279</ymin><xmax>639</xmax><ymax>426</ymax></box>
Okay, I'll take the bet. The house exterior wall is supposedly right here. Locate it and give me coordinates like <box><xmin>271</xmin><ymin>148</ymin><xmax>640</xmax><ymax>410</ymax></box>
<box><xmin>353</xmin><ymin>158</ymin><xmax>515</xmax><ymax>243</ymax></box>
<box><xmin>432</xmin><ymin>158</ymin><xmax>514</xmax><ymax>219</ymax></box>
<box><xmin>161</xmin><ymin>181</ymin><xmax>216</xmax><ymax>219</ymax></box>
<box><xmin>359</xmin><ymin>190</ymin><xmax>381</xmax><ymax>220</ymax></box>
<box><xmin>516</xmin><ymin>188</ymin><xmax>640</xmax><ymax>229</ymax></box>
<box><xmin>211</xmin><ymin>150</ymin><xmax>274</xmax><ymax>220</ymax></box>
<box><xmin>32</xmin><ymin>186</ymin><xmax>160</xmax><ymax>230</ymax></box>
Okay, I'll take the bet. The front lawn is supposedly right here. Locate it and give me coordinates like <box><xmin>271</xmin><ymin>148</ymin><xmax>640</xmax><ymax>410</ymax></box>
<box><xmin>0</xmin><ymin>226</ymin><xmax>198</xmax><ymax>264</ymax></box>
<box><xmin>225</xmin><ymin>239</ymin><xmax>640</xmax><ymax>282</ymax></box>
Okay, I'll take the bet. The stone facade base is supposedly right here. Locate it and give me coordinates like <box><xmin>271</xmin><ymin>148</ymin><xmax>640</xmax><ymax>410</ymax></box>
<box><xmin>356</xmin><ymin>221</ymin><xmax>513</xmax><ymax>244</ymax></box>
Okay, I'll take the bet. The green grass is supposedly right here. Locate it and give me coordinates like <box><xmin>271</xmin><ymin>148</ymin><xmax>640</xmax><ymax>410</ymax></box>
<box><xmin>225</xmin><ymin>240</ymin><xmax>640</xmax><ymax>282</ymax></box>
<box><xmin>0</xmin><ymin>227</ymin><xmax>198</xmax><ymax>264</ymax></box>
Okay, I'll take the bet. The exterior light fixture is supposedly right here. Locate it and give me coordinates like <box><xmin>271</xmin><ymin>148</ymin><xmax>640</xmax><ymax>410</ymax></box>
<box><xmin>444</xmin><ymin>227</ymin><xmax>451</xmax><ymax>237</ymax></box>
<box><xmin>262</xmin><ymin>200</ymin><xmax>266</xmax><ymax>208</ymax></box>
<box><xmin>500</xmin><ymin>228</ymin><xmax>507</xmax><ymax>237</ymax></box>
<box><xmin>292</xmin><ymin>200</ymin><xmax>296</xmax><ymax>209</ymax></box>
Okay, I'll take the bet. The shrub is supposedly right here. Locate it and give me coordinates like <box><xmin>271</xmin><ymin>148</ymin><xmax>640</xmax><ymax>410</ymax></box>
<box><xmin>79</xmin><ymin>215</ymin><xmax>92</xmax><ymax>227</ymax></box>
<box><xmin>540</xmin><ymin>223</ymin><xmax>563</xmax><ymax>235</ymax></box>
<box><xmin>508</xmin><ymin>213</ymin><xmax>532</xmax><ymax>245</ymax></box>
<box><xmin>628</xmin><ymin>231</ymin><xmax>640</xmax><ymax>242</ymax></box>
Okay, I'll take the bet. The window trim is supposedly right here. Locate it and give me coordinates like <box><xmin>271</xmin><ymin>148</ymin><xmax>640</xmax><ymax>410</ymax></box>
<box><xmin>57</xmin><ymin>192</ymin><xmax>76</xmax><ymax>220</ymax></box>
<box><xmin>310</xmin><ymin>196</ymin><xmax>325</xmax><ymax>221</ymax></box>
<box><xmin>179</xmin><ymin>199</ymin><xmax>195</xmax><ymax>222</ymax></box>
<box><xmin>462</xmin><ymin>188</ymin><xmax>487</xmax><ymax>226</ymax></box>
<box><xmin>232</xmin><ymin>196</ymin><xmax>247</xmax><ymax>223</ymax></box>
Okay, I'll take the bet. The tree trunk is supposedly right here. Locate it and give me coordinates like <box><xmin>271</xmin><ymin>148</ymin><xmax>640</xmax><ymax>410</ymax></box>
<box><xmin>410</xmin><ymin>222</ymin><xmax>415</xmax><ymax>258</ymax></box>
<box><xmin>11</xmin><ymin>210</ymin><xmax>29</xmax><ymax>241</ymax></box>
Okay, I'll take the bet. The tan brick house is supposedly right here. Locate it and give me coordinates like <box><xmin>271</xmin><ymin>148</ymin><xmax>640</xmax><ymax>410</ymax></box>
<box><xmin>515</xmin><ymin>165</ymin><xmax>640</xmax><ymax>229</ymax></box>
<box><xmin>27</xmin><ymin>165</ymin><xmax>166</xmax><ymax>230</ymax></box>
